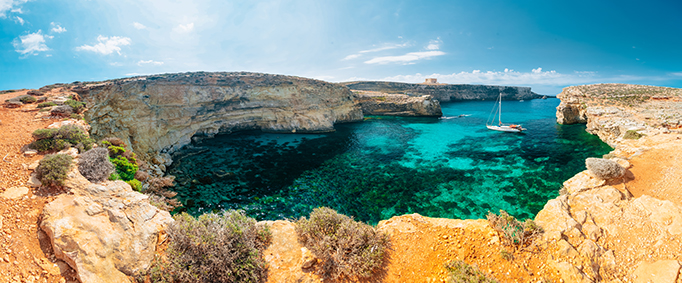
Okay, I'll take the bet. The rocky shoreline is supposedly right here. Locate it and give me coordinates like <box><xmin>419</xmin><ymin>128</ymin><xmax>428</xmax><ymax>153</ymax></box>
<box><xmin>3</xmin><ymin>80</ymin><xmax>682</xmax><ymax>282</ymax></box>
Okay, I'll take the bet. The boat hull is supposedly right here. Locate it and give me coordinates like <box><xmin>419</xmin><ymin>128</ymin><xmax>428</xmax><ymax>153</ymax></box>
<box><xmin>486</xmin><ymin>125</ymin><xmax>525</xmax><ymax>133</ymax></box>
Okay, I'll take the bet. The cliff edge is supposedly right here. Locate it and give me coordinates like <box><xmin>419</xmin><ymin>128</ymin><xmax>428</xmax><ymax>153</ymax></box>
<box><xmin>342</xmin><ymin>81</ymin><xmax>541</xmax><ymax>102</ymax></box>
<box><xmin>75</xmin><ymin>72</ymin><xmax>363</xmax><ymax>161</ymax></box>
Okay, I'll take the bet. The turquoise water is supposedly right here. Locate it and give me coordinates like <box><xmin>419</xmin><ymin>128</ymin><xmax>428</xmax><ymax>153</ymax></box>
<box><xmin>167</xmin><ymin>98</ymin><xmax>612</xmax><ymax>224</ymax></box>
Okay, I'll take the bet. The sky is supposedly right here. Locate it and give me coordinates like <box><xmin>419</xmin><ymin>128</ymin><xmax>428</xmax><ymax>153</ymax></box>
<box><xmin>1</xmin><ymin>0</ymin><xmax>681</xmax><ymax>95</ymax></box>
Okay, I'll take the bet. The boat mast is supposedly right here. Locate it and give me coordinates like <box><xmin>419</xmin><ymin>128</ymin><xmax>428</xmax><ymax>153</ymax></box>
<box><xmin>498</xmin><ymin>93</ymin><xmax>502</xmax><ymax>125</ymax></box>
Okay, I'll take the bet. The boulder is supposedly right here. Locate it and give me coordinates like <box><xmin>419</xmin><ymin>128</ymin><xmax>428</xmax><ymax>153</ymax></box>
<box><xmin>1</xmin><ymin>186</ymin><xmax>29</xmax><ymax>199</ymax></box>
<box><xmin>585</xmin><ymin>158</ymin><xmax>626</xmax><ymax>180</ymax></box>
<box><xmin>41</xmin><ymin>169</ymin><xmax>173</xmax><ymax>283</ymax></box>
<box><xmin>50</xmin><ymin>105</ymin><xmax>74</xmax><ymax>117</ymax></box>
<box><xmin>27</xmin><ymin>89</ymin><xmax>45</xmax><ymax>96</ymax></box>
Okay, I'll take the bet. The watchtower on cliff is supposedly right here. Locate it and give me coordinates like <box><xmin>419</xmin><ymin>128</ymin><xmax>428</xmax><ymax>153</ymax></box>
<box><xmin>424</xmin><ymin>78</ymin><xmax>438</xmax><ymax>84</ymax></box>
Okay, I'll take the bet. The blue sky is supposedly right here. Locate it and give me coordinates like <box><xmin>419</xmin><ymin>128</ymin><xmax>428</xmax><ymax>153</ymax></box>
<box><xmin>1</xmin><ymin>0</ymin><xmax>681</xmax><ymax>94</ymax></box>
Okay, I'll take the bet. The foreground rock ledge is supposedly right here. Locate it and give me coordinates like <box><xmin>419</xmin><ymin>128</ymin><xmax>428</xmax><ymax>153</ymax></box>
<box><xmin>41</xmin><ymin>168</ymin><xmax>173</xmax><ymax>283</ymax></box>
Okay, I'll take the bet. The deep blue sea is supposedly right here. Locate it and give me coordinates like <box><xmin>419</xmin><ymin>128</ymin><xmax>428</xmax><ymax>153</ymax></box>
<box><xmin>167</xmin><ymin>98</ymin><xmax>612</xmax><ymax>224</ymax></box>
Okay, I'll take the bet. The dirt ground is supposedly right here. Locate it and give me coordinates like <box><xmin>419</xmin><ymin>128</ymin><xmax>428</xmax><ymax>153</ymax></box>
<box><xmin>0</xmin><ymin>90</ymin><xmax>78</xmax><ymax>283</ymax></box>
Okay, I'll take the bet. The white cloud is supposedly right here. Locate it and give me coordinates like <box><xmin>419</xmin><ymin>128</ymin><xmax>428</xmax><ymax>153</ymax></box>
<box><xmin>173</xmin><ymin>22</ymin><xmax>194</xmax><ymax>33</ymax></box>
<box><xmin>50</xmin><ymin>22</ymin><xmax>66</xmax><ymax>33</ymax></box>
<box><xmin>76</xmin><ymin>35</ymin><xmax>131</xmax><ymax>55</ymax></box>
<box><xmin>0</xmin><ymin>0</ymin><xmax>29</xmax><ymax>17</ymax></box>
<box><xmin>425</xmin><ymin>38</ymin><xmax>441</xmax><ymax>50</ymax></box>
<box><xmin>14</xmin><ymin>15</ymin><xmax>23</xmax><ymax>24</ymax></box>
<box><xmin>342</xmin><ymin>43</ymin><xmax>409</xmax><ymax>61</ymax></box>
<box><xmin>13</xmin><ymin>30</ymin><xmax>52</xmax><ymax>56</ymax></box>
<box><xmin>137</xmin><ymin>60</ymin><xmax>164</xmax><ymax>66</ymax></box>
<box><xmin>133</xmin><ymin>22</ymin><xmax>146</xmax><ymax>30</ymax></box>
<box><xmin>671</xmin><ymin>72</ymin><xmax>682</xmax><ymax>77</ymax></box>
<box><xmin>364</xmin><ymin>50</ymin><xmax>446</xmax><ymax>64</ymax></box>
<box><xmin>380</xmin><ymin>68</ymin><xmax>604</xmax><ymax>87</ymax></box>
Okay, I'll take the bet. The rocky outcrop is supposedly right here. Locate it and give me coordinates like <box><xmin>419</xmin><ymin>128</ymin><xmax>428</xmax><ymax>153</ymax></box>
<box><xmin>544</xmin><ymin>83</ymin><xmax>682</xmax><ymax>282</ymax></box>
<box><xmin>555</xmin><ymin>84</ymin><xmax>682</xmax><ymax>146</ymax></box>
<box><xmin>354</xmin><ymin>91</ymin><xmax>442</xmax><ymax>117</ymax></box>
<box><xmin>41</xmin><ymin>165</ymin><xmax>173</xmax><ymax>283</ymax></box>
<box><xmin>342</xmin><ymin>81</ymin><xmax>541</xmax><ymax>102</ymax></box>
<box><xmin>76</xmin><ymin>72</ymin><xmax>363</xmax><ymax>160</ymax></box>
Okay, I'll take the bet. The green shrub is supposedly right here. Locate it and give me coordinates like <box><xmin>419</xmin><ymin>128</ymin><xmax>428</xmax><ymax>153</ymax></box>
<box><xmin>295</xmin><ymin>207</ymin><xmax>390</xmax><ymax>281</ymax></box>
<box><xmin>126</xmin><ymin>179</ymin><xmax>142</xmax><ymax>191</ymax></box>
<box><xmin>146</xmin><ymin>211</ymin><xmax>272</xmax><ymax>283</ymax></box>
<box><xmin>29</xmin><ymin>125</ymin><xmax>94</xmax><ymax>153</ymax></box>
<box><xmin>19</xmin><ymin>95</ymin><xmax>37</xmax><ymax>103</ymax></box>
<box><xmin>486</xmin><ymin>210</ymin><xmax>543</xmax><ymax>251</ymax></box>
<box><xmin>64</xmin><ymin>99</ymin><xmax>86</xmax><ymax>113</ymax></box>
<box><xmin>623</xmin><ymin>130</ymin><xmax>644</xmax><ymax>140</ymax></box>
<box><xmin>36</xmin><ymin>154</ymin><xmax>73</xmax><ymax>187</ymax></box>
<box><xmin>444</xmin><ymin>260</ymin><xmax>498</xmax><ymax>283</ymax></box>
<box><xmin>78</xmin><ymin>148</ymin><xmax>115</xmax><ymax>183</ymax></box>
<box><xmin>109</xmin><ymin>172</ymin><xmax>121</xmax><ymax>181</ymax></box>
<box><xmin>37</xmin><ymin>101</ymin><xmax>56</xmax><ymax>108</ymax></box>
<box><xmin>110</xmin><ymin>155</ymin><xmax>138</xmax><ymax>181</ymax></box>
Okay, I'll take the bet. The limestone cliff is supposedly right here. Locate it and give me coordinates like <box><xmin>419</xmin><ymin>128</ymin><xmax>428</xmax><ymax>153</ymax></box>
<box><xmin>353</xmin><ymin>90</ymin><xmax>442</xmax><ymax>117</ymax></box>
<box><xmin>76</xmin><ymin>72</ymin><xmax>363</xmax><ymax>160</ymax></box>
<box><xmin>555</xmin><ymin>83</ymin><xmax>682</xmax><ymax>146</ymax></box>
<box><xmin>342</xmin><ymin>81</ymin><xmax>541</xmax><ymax>102</ymax></box>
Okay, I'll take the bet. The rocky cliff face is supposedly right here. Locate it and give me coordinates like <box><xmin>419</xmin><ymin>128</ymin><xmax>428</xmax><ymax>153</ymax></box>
<box><xmin>76</xmin><ymin>72</ymin><xmax>363</xmax><ymax>160</ymax></box>
<box><xmin>354</xmin><ymin>90</ymin><xmax>442</xmax><ymax>117</ymax></box>
<box><xmin>342</xmin><ymin>81</ymin><xmax>541</xmax><ymax>102</ymax></box>
<box><xmin>555</xmin><ymin>83</ymin><xmax>682</xmax><ymax>146</ymax></box>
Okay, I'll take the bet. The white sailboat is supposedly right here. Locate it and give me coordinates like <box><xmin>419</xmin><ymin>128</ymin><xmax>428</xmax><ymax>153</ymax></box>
<box><xmin>486</xmin><ymin>93</ymin><xmax>526</xmax><ymax>133</ymax></box>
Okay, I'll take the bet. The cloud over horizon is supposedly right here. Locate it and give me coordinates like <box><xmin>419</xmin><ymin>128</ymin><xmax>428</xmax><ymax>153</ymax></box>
<box><xmin>76</xmin><ymin>35</ymin><xmax>131</xmax><ymax>55</ymax></box>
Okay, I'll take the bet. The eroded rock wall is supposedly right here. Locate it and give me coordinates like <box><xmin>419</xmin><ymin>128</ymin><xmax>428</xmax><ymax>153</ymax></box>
<box><xmin>354</xmin><ymin>91</ymin><xmax>442</xmax><ymax>117</ymax></box>
<box><xmin>77</xmin><ymin>72</ymin><xmax>363</xmax><ymax>160</ymax></box>
<box><xmin>342</xmin><ymin>81</ymin><xmax>540</xmax><ymax>102</ymax></box>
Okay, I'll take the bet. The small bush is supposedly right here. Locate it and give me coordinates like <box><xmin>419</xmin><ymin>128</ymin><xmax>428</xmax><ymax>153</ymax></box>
<box><xmin>78</xmin><ymin>148</ymin><xmax>115</xmax><ymax>183</ymax></box>
<box><xmin>29</xmin><ymin>125</ymin><xmax>94</xmax><ymax>153</ymax></box>
<box><xmin>500</xmin><ymin>249</ymin><xmax>513</xmax><ymax>261</ymax></box>
<box><xmin>19</xmin><ymin>95</ymin><xmax>37</xmax><ymax>103</ymax></box>
<box><xmin>623</xmin><ymin>129</ymin><xmax>644</xmax><ymax>140</ymax></box>
<box><xmin>27</xmin><ymin>89</ymin><xmax>44</xmax><ymax>96</ymax></box>
<box><xmin>134</xmin><ymin>170</ymin><xmax>150</xmax><ymax>182</ymax></box>
<box><xmin>295</xmin><ymin>207</ymin><xmax>390</xmax><ymax>281</ymax></box>
<box><xmin>110</xmin><ymin>155</ymin><xmax>138</xmax><ymax>181</ymax></box>
<box><xmin>486</xmin><ymin>210</ymin><xmax>542</xmax><ymax>251</ymax></box>
<box><xmin>109</xmin><ymin>172</ymin><xmax>121</xmax><ymax>181</ymax></box>
<box><xmin>126</xmin><ymin>179</ymin><xmax>142</xmax><ymax>191</ymax></box>
<box><xmin>147</xmin><ymin>211</ymin><xmax>272</xmax><ymax>283</ymax></box>
<box><xmin>64</xmin><ymin>99</ymin><xmax>86</xmax><ymax>113</ymax></box>
<box><xmin>444</xmin><ymin>260</ymin><xmax>498</xmax><ymax>283</ymax></box>
<box><xmin>37</xmin><ymin>102</ymin><xmax>57</xmax><ymax>108</ymax></box>
<box><xmin>36</xmin><ymin>154</ymin><xmax>73</xmax><ymax>187</ymax></box>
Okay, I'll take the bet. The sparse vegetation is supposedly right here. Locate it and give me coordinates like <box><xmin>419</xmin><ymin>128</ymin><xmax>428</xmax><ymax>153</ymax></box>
<box><xmin>444</xmin><ymin>260</ymin><xmax>498</xmax><ymax>283</ymax></box>
<box><xmin>623</xmin><ymin>129</ymin><xmax>644</xmax><ymax>140</ymax></box>
<box><xmin>37</xmin><ymin>101</ymin><xmax>57</xmax><ymax>108</ymax></box>
<box><xmin>19</xmin><ymin>95</ymin><xmax>37</xmax><ymax>103</ymax></box>
<box><xmin>144</xmin><ymin>210</ymin><xmax>271</xmax><ymax>283</ymax></box>
<box><xmin>295</xmin><ymin>207</ymin><xmax>390</xmax><ymax>281</ymax></box>
<box><xmin>126</xmin><ymin>179</ymin><xmax>142</xmax><ymax>191</ymax></box>
<box><xmin>78</xmin><ymin>148</ymin><xmax>115</xmax><ymax>183</ymax></box>
<box><xmin>500</xmin><ymin>249</ymin><xmax>513</xmax><ymax>261</ymax></box>
<box><xmin>36</xmin><ymin>154</ymin><xmax>73</xmax><ymax>187</ymax></box>
<box><xmin>486</xmin><ymin>210</ymin><xmax>542</xmax><ymax>251</ymax></box>
<box><xmin>64</xmin><ymin>99</ymin><xmax>86</xmax><ymax>113</ymax></box>
<box><xmin>29</xmin><ymin>125</ymin><xmax>94</xmax><ymax>153</ymax></box>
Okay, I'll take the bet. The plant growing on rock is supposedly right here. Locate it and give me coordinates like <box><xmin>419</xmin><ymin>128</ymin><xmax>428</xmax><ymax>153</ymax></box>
<box><xmin>37</xmin><ymin>101</ymin><xmax>57</xmax><ymax>108</ymax></box>
<box><xmin>295</xmin><ymin>207</ymin><xmax>390</xmax><ymax>281</ymax></box>
<box><xmin>444</xmin><ymin>260</ymin><xmax>498</xmax><ymax>283</ymax></box>
<box><xmin>486</xmin><ymin>210</ymin><xmax>542</xmax><ymax>251</ymax></box>
<box><xmin>101</xmin><ymin>139</ymin><xmax>139</xmax><ymax>182</ymax></box>
<box><xmin>78</xmin><ymin>148</ymin><xmax>115</xmax><ymax>183</ymax></box>
<box><xmin>623</xmin><ymin>129</ymin><xmax>644</xmax><ymax>140</ymax></box>
<box><xmin>145</xmin><ymin>210</ymin><xmax>271</xmax><ymax>283</ymax></box>
<box><xmin>36</xmin><ymin>154</ymin><xmax>73</xmax><ymax>187</ymax></box>
<box><xmin>19</xmin><ymin>95</ymin><xmax>37</xmax><ymax>103</ymax></box>
<box><xmin>64</xmin><ymin>99</ymin><xmax>86</xmax><ymax>113</ymax></box>
<box><xmin>29</xmin><ymin>125</ymin><xmax>94</xmax><ymax>153</ymax></box>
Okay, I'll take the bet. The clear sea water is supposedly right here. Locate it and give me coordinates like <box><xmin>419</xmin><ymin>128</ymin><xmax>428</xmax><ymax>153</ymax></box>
<box><xmin>167</xmin><ymin>98</ymin><xmax>612</xmax><ymax>224</ymax></box>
